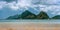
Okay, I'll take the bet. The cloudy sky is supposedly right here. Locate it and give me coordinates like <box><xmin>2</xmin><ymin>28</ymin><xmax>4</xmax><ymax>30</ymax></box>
<box><xmin>0</xmin><ymin>0</ymin><xmax>60</xmax><ymax>19</ymax></box>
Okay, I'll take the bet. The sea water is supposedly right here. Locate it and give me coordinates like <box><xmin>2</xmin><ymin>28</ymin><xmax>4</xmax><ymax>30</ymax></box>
<box><xmin>0</xmin><ymin>19</ymin><xmax>60</xmax><ymax>24</ymax></box>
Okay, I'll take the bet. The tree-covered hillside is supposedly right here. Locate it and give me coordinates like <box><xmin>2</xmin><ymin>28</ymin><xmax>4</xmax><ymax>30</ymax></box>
<box><xmin>52</xmin><ymin>15</ymin><xmax>60</xmax><ymax>19</ymax></box>
<box><xmin>7</xmin><ymin>10</ymin><xmax>56</xmax><ymax>19</ymax></box>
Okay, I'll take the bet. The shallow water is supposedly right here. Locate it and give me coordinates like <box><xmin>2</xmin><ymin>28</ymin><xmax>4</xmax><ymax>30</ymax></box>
<box><xmin>0</xmin><ymin>19</ymin><xmax>60</xmax><ymax>24</ymax></box>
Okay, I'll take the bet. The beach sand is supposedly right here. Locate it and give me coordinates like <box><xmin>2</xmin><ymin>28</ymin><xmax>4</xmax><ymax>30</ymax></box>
<box><xmin>0</xmin><ymin>22</ymin><xmax>60</xmax><ymax>30</ymax></box>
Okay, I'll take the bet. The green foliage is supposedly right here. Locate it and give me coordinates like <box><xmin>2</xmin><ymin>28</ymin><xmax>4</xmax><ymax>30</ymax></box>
<box><xmin>52</xmin><ymin>15</ymin><xmax>60</xmax><ymax>19</ymax></box>
<box><xmin>37</xmin><ymin>11</ymin><xmax>49</xmax><ymax>19</ymax></box>
<box><xmin>20</xmin><ymin>11</ymin><xmax>37</xmax><ymax>19</ymax></box>
<box><xmin>7</xmin><ymin>15</ymin><xmax>21</xmax><ymax>19</ymax></box>
<box><xmin>7</xmin><ymin>10</ymin><xmax>50</xmax><ymax>19</ymax></box>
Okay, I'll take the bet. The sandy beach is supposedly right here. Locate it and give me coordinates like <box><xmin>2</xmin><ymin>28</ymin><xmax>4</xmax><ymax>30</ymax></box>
<box><xmin>0</xmin><ymin>22</ymin><xmax>60</xmax><ymax>30</ymax></box>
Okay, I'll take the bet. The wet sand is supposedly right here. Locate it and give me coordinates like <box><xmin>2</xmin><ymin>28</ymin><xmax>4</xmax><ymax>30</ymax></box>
<box><xmin>0</xmin><ymin>22</ymin><xmax>60</xmax><ymax>30</ymax></box>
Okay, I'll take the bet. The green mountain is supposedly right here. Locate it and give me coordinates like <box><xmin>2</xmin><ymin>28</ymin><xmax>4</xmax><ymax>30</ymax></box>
<box><xmin>20</xmin><ymin>10</ymin><xmax>37</xmax><ymax>19</ymax></box>
<box><xmin>7</xmin><ymin>10</ymin><xmax>37</xmax><ymax>19</ymax></box>
<box><xmin>52</xmin><ymin>15</ymin><xmax>60</xmax><ymax>19</ymax></box>
<box><xmin>37</xmin><ymin>11</ymin><xmax>49</xmax><ymax>19</ymax></box>
<box><xmin>7</xmin><ymin>11</ymin><xmax>50</xmax><ymax>19</ymax></box>
<box><xmin>7</xmin><ymin>15</ymin><xmax>21</xmax><ymax>19</ymax></box>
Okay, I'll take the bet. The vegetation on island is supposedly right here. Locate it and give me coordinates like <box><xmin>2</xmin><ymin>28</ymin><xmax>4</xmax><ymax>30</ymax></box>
<box><xmin>7</xmin><ymin>10</ymin><xmax>60</xmax><ymax>19</ymax></box>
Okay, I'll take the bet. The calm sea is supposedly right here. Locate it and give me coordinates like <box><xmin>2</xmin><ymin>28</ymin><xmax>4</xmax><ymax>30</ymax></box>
<box><xmin>0</xmin><ymin>19</ymin><xmax>60</xmax><ymax>24</ymax></box>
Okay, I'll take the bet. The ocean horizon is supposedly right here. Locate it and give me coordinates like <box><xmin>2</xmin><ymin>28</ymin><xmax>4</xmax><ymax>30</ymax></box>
<box><xmin>0</xmin><ymin>19</ymin><xmax>60</xmax><ymax>24</ymax></box>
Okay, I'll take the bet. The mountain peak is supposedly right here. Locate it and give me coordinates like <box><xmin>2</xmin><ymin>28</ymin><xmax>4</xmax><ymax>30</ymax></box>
<box><xmin>37</xmin><ymin>11</ymin><xmax>49</xmax><ymax>19</ymax></box>
<box><xmin>21</xmin><ymin>10</ymin><xmax>37</xmax><ymax>19</ymax></box>
<box><xmin>7</xmin><ymin>11</ymin><xmax>50</xmax><ymax>19</ymax></box>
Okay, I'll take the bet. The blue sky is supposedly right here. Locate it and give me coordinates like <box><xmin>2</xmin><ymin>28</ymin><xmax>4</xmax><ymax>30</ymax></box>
<box><xmin>0</xmin><ymin>0</ymin><xmax>60</xmax><ymax>19</ymax></box>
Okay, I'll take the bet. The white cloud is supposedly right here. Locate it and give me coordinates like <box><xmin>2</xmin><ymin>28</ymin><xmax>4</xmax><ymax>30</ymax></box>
<box><xmin>0</xmin><ymin>0</ymin><xmax>60</xmax><ymax>15</ymax></box>
<box><xmin>38</xmin><ymin>4</ymin><xmax>60</xmax><ymax>15</ymax></box>
<box><xmin>17</xmin><ymin>0</ymin><xmax>32</xmax><ymax>7</ymax></box>
<box><xmin>0</xmin><ymin>5</ymin><xmax>3</xmax><ymax>9</ymax></box>
<box><xmin>6</xmin><ymin>0</ymin><xmax>33</xmax><ymax>10</ymax></box>
<box><xmin>0</xmin><ymin>1</ymin><xmax>7</xmax><ymax>9</ymax></box>
<box><xmin>57</xmin><ymin>12</ymin><xmax>60</xmax><ymax>15</ymax></box>
<box><xmin>40</xmin><ymin>0</ymin><xmax>60</xmax><ymax>5</ymax></box>
<box><xmin>10</xmin><ymin>5</ymin><xmax>19</xmax><ymax>10</ymax></box>
<box><xmin>47</xmin><ymin>5</ymin><xmax>60</xmax><ymax>11</ymax></box>
<box><xmin>7</xmin><ymin>2</ymin><xmax>19</xmax><ymax>10</ymax></box>
<box><xmin>39</xmin><ymin>5</ymin><xmax>48</xmax><ymax>12</ymax></box>
<box><xmin>0</xmin><ymin>0</ymin><xmax>32</xmax><ymax>10</ymax></box>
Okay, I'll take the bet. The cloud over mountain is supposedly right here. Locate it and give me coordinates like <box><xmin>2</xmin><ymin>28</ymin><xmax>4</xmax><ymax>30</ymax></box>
<box><xmin>0</xmin><ymin>0</ymin><xmax>60</xmax><ymax>19</ymax></box>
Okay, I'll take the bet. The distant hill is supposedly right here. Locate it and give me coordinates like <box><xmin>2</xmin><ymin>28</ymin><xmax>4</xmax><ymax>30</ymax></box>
<box><xmin>7</xmin><ymin>10</ymin><xmax>37</xmax><ymax>19</ymax></box>
<box><xmin>7</xmin><ymin>10</ymin><xmax>50</xmax><ymax>19</ymax></box>
<box><xmin>37</xmin><ymin>11</ymin><xmax>49</xmax><ymax>19</ymax></box>
<box><xmin>52</xmin><ymin>15</ymin><xmax>60</xmax><ymax>19</ymax></box>
<box><xmin>20</xmin><ymin>10</ymin><xmax>37</xmax><ymax>19</ymax></box>
<box><xmin>7</xmin><ymin>15</ymin><xmax>21</xmax><ymax>19</ymax></box>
